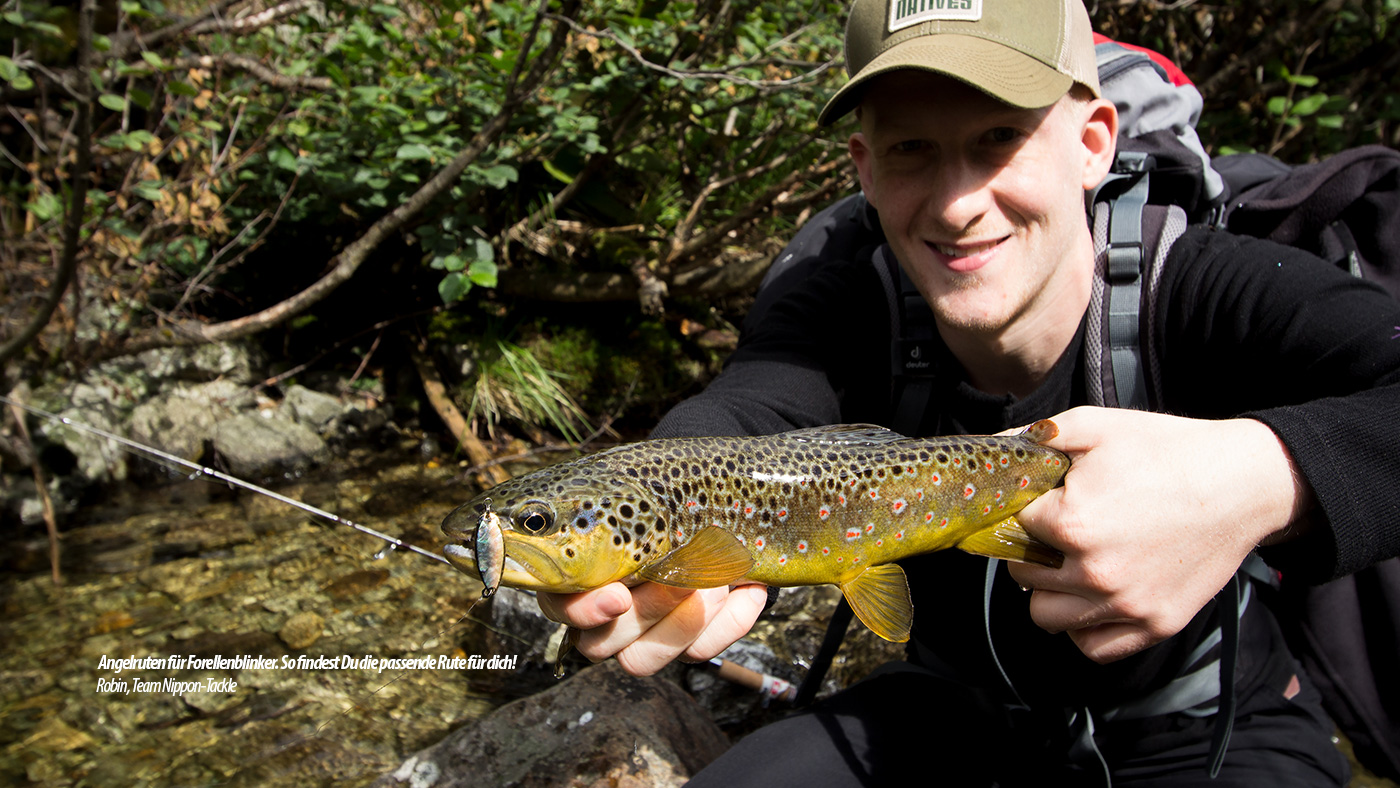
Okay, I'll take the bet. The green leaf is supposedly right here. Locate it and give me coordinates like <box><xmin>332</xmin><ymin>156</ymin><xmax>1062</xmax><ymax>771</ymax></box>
<box><xmin>396</xmin><ymin>143</ymin><xmax>434</xmax><ymax>160</ymax></box>
<box><xmin>425</xmin><ymin>108</ymin><xmax>449</xmax><ymax>124</ymax></box>
<box><xmin>1266</xmin><ymin>96</ymin><xmax>1289</xmax><ymax>117</ymax></box>
<box><xmin>467</xmin><ymin>259</ymin><xmax>498</xmax><ymax>288</ymax></box>
<box><xmin>141</xmin><ymin>51</ymin><xmax>164</xmax><ymax>69</ymax></box>
<box><xmin>0</xmin><ymin>57</ymin><xmax>17</xmax><ymax>83</ymax></box>
<box><xmin>468</xmin><ymin>238</ymin><xmax>494</xmax><ymax>263</ymax></box>
<box><xmin>438</xmin><ymin>272</ymin><xmax>472</xmax><ymax>303</ymax></box>
<box><xmin>26</xmin><ymin>193</ymin><xmax>64</xmax><ymax>222</ymax></box>
<box><xmin>99</xmin><ymin>94</ymin><xmax>128</xmax><ymax>112</ymax></box>
<box><xmin>1292</xmin><ymin>93</ymin><xmax>1329</xmax><ymax>117</ymax></box>
<box><xmin>477</xmin><ymin>164</ymin><xmax>518</xmax><ymax>189</ymax></box>
<box><xmin>432</xmin><ymin>253</ymin><xmax>465</xmax><ymax>272</ymax></box>
<box><xmin>269</xmin><ymin>146</ymin><xmax>300</xmax><ymax>171</ymax></box>
<box><xmin>542</xmin><ymin>159</ymin><xmax>574</xmax><ymax>185</ymax></box>
<box><xmin>1286</xmin><ymin>73</ymin><xmax>1319</xmax><ymax>88</ymax></box>
<box><xmin>3</xmin><ymin>12</ymin><xmax>24</xmax><ymax>25</ymax></box>
<box><xmin>11</xmin><ymin>72</ymin><xmax>33</xmax><ymax>91</ymax></box>
<box><xmin>133</xmin><ymin>181</ymin><xmax>164</xmax><ymax>202</ymax></box>
<box><xmin>287</xmin><ymin>119</ymin><xmax>311</xmax><ymax>137</ymax></box>
<box><xmin>168</xmin><ymin>80</ymin><xmax>199</xmax><ymax>97</ymax></box>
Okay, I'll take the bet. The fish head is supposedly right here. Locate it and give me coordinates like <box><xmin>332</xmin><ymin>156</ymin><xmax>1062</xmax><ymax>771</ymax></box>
<box><xmin>441</xmin><ymin>459</ymin><xmax>669</xmax><ymax>594</ymax></box>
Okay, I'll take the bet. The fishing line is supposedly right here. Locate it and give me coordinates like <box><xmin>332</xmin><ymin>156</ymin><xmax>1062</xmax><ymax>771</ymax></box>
<box><xmin>0</xmin><ymin>394</ymin><xmax>449</xmax><ymax>567</ymax></box>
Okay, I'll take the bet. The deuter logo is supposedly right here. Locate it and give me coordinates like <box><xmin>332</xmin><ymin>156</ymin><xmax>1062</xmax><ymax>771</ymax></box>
<box><xmin>904</xmin><ymin>341</ymin><xmax>931</xmax><ymax>371</ymax></box>
<box><xmin>889</xmin><ymin>0</ymin><xmax>981</xmax><ymax>32</ymax></box>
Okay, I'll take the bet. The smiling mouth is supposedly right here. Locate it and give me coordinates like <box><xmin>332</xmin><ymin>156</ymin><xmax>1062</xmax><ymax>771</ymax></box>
<box><xmin>930</xmin><ymin>238</ymin><xmax>1005</xmax><ymax>258</ymax></box>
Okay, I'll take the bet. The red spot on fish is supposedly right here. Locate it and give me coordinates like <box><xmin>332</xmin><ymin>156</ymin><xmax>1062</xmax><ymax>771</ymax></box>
<box><xmin>895</xmin><ymin>530</ymin><xmax>905</xmax><ymax>540</ymax></box>
<box><xmin>1000</xmin><ymin>456</ymin><xmax>1010</xmax><ymax>466</ymax></box>
<box><xmin>837</xmin><ymin>557</ymin><xmax>844</xmax><ymax>563</ymax></box>
<box><xmin>915</xmin><ymin>489</ymin><xmax>924</xmax><ymax>501</ymax></box>
<box><xmin>930</xmin><ymin>473</ymin><xmax>941</xmax><ymax>486</ymax></box>
<box><xmin>845</xmin><ymin>529</ymin><xmax>860</xmax><ymax>540</ymax></box>
<box><xmin>865</xmin><ymin>523</ymin><xmax>875</xmax><ymax>534</ymax></box>
<box><xmin>985</xmin><ymin>461</ymin><xmax>993</xmax><ymax>471</ymax></box>
<box><xmin>686</xmin><ymin>500</ymin><xmax>698</xmax><ymax>510</ymax></box>
<box><xmin>744</xmin><ymin>505</ymin><xmax>755</xmax><ymax>517</ymax></box>
<box><xmin>892</xmin><ymin>500</ymin><xmax>906</xmax><ymax>514</ymax></box>
<box><xmin>797</xmin><ymin>541</ymin><xmax>808</xmax><ymax>553</ymax></box>
<box><xmin>964</xmin><ymin>484</ymin><xmax>976</xmax><ymax>499</ymax></box>
<box><xmin>994</xmin><ymin>490</ymin><xmax>1003</xmax><ymax>500</ymax></box>
<box><xmin>754</xmin><ymin>537</ymin><xmax>765</xmax><ymax>550</ymax></box>
<box><xmin>906</xmin><ymin>466</ymin><xmax>915</xmax><ymax>475</ymax></box>
<box><xmin>982</xmin><ymin>505</ymin><xmax>992</xmax><ymax>515</ymax></box>
<box><xmin>953</xmin><ymin>458</ymin><xmax>962</xmax><ymax>466</ymax></box>
<box><xmin>777</xmin><ymin>509</ymin><xmax>788</xmax><ymax>519</ymax></box>
<box><xmin>838</xmin><ymin>494</ymin><xmax>847</xmax><ymax>506</ymax></box>
<box><xmin>876</xmin><ymin>539</ymin><xmax>884</xmax><ymax>547</ymax></box>
<box><xmin>819</xmin><ymin>506</ymin><xmax>831</xmax><ymax>520</ymax></box>
<box><xmin>868</xmin><ymin>489</ymin><xmax>879</xmax><ymax>500</ymax></box>
<box><xmin>852</xmin><ymin>556</ymin><xmax>861</xmax><ymax>565</ymax></box>
<box><xmin>1019</xmin><ymin>476</ymin><xmax>1031</xmax><ymax>489</ymax></box>
<box><xmin>822</xmin><ymin>547</ymin><xmax>831</xmax><ymax>555</ymax></box>
<box><xmin>941</xmin><ymin>518</ymin><xmax>949</xmax><ymax>527</ymax></box>
<box><xmin>778</xmin><ymin>555</ymin><xmax>787</xmax><ymax>565</ymax></box>
<box><xmin>925</xmin><ymin>512</ymin><xmax>935</xmax><ymax>523</ymax></box>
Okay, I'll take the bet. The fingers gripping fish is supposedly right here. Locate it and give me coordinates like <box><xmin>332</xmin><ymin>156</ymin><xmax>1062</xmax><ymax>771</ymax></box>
<box><xmin>442</xmin><ymin>420</ymin><xmax>1067</xmax><ymax>645</ymax></box>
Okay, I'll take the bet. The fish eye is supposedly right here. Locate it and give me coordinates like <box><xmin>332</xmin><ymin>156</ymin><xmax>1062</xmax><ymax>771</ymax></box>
<box><xmin>517</xmin><ymin>503</ymin><xmax>554</xmax><ymax>534</ymax></box>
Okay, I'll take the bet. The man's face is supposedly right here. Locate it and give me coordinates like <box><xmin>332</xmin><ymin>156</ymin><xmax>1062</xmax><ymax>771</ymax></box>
<box><xmin>850</xmin><ymin>71</ymin><xmax>1112</xmax><ymax>344</ymax></box>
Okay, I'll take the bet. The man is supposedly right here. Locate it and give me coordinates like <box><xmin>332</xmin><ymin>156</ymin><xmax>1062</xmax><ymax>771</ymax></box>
<box><xmin>540</xmin><ymin>0</ymin><xmax>1400</xmax><ymax>783</ymax></box>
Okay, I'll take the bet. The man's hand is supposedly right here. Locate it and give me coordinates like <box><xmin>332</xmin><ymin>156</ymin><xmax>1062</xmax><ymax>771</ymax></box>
<box><xmin>1007</xmin><ymin>406</ymin><xmax>1314</xmax><ymax>664</ymax></box>
<box><xmin>535</xmin><ymin>582</ymin><xmax>768</xmax><ymax>676</ymax></box>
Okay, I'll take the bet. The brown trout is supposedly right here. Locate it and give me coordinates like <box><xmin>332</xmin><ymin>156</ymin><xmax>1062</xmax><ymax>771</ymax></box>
<box><xmin>442</xmin><ymin>420</ymin><xmax>1067</xmax><ymax>643</ymax></box>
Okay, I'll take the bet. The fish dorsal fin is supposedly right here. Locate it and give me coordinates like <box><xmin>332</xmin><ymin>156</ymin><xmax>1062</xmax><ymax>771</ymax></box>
<box><xmin>783</xmin><ymin>423</ymin><xmax>905</xmax><ymax>446</ymax></box>
<box><xmin>956</xmin><ymin>517</ymin><xmax>1064</xmax><ymax>568</ymax></box>
<box><xmin>635</xmin><ymin>527</ymin><xmax>753</xmax><ymax>589</ymax></box>
<box><xmin>840</xmin><ymin>563</ymin><xmax>913</xmax><ymax>643</ymax></box>
<box><xmin>1020</xmin><ymin>419</ymin><xmax>1060</xmax><ymax>445</ymax></box>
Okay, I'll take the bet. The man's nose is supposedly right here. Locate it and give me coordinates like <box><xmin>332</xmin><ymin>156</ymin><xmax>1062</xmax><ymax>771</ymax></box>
<box><xmin>924</xmin><ymin>161</ymin><xmax>993</xmax><ymax>233</ymax></box>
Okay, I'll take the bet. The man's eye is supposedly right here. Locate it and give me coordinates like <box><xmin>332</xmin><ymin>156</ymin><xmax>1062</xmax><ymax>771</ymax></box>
<box><xmin>985</xmin><ymin>127</ymin><xmax>1023</xmax><ymax>145</ymax></box>
<box><xmin>891</xmin><ymin>139</ymin><xmax>925</xmax><ymax>153</ymax></box>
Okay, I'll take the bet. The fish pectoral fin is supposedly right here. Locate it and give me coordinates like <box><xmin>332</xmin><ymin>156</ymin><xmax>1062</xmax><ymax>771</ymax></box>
<box><xmin>956</xmin><ymin>517</ymin><xmax>1064</xmax><ymax>568</ymax></box>
<box><xmin>635</xmin><ymin>527</ymin><xmax>753</xmax><ymax>589</ymax></box>
<box><xmin>840</xmin><ymin>563</ymin><xmax>913</xmax><ymax>643</ymax></box>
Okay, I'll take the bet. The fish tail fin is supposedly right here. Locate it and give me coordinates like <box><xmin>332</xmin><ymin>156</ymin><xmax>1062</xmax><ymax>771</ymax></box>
<box><xmin>840</xmin><ymin>563</ymin><xmax>913</xmax><ymax>643</ymax></box>
<box><xmin>956</xmin><ymin>517</ymin><xmax>1064</xmax><ymax>568</ymax></box>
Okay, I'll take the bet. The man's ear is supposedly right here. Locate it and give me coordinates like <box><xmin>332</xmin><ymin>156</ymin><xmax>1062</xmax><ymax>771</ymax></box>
<box><xmin>1080</xmin><ymin>97</ymin><xmax>1119</xmax><ymax>191</ymax></box>
<box><xmin>849</xmin><ymin>132</ymin><xmax>877</xmax><ymax>205</ymax></box>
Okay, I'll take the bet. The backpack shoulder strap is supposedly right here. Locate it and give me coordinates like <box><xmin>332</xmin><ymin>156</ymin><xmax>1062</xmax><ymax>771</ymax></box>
<box><xmin>1086</xmin><ymin>153</ymin><xmax>1189</xmax><ymax>410</ymax></box>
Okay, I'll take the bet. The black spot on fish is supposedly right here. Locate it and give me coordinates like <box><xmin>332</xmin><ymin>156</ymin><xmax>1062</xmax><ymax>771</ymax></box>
<box><xmin>670</xmin><ymin>467</ymin><xmax>681</xmax><ymax>478</ymax></box>
<box><xmin>608</xmin><ymin>515</ymin><xmax>618</xmax><ymax>527</ymax></box>
<box><xmin>634</xmin><ymin>523</ymin><xmax>646</xmax><ymax>536</ymax></box>
<box><xmin>583</xmin><ymin>501</ymin><xmax>594</xmax><ymax>510</ymax></box>
<box><xmin>654</xmin><ymin>520</ymin><xmax>666</xmax><ymax>532</ymax></box>
<box><xmin>726</xmin><ymin>460</ymin><xmax>736</xmax><ymax>472</ymax></box>
<box><xmin>639</xmin><ymin>500</ymin><xmax>651</xmax><ymax>513</ymax></box>
<box><xmin>936</xmin><ymin>453</ymin><xmax>949</xmax><ymax>464</ymax></box>
<box><xmin>619</xmin><ymin>504</ymin><xmax>634</xmax><ymax>518</ymax></box>
<box><xmin>642</xmin><ymin>544</ymin><xmax>651</xmax><ymax>554</ymax></box>
<box><xmin>650</xmin><ymin>480</ymin><xmax>665</xmax><ymax>495</ymax></box>
<box><xmin>633</xmin><ymin>553</ymin><xmax>641</xmax><ymax>561</ymax></box>
<box><xmin>566</xmin><ymin>548</ymin><xmax>575</xmax><ymax>558</ymax></box>
<box><xmin>613</xmin><ymin>535</ymin><xmax>623</xmax><ymax>546</ymax></box>
<box><xmin>627</xmin><ymin>468</ymin><xmax>639</xmax><ymax>478</ymax></box>
<box><xmin>1015</xmin><ymin>448</ymin><xmax>1026</xmax><ymax>459</ymax></box>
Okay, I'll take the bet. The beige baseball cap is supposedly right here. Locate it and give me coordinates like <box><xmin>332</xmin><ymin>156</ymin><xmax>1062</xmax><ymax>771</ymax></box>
<box><xmin>819</xmin><ymin>0</ymin><xmax>1101</xmax><ymax>126</ymax></box>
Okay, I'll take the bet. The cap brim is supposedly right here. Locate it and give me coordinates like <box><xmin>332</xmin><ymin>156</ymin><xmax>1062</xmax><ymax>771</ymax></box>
<box><xmin>819</xmin><ymin>34</ymin><xmax>1074</xmax><ymax>126</ymax></box>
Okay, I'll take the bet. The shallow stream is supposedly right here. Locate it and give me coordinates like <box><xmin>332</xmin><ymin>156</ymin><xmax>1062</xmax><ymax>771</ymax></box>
<box><xmin>0</xmin><ymin>445</ymin><xmax>563</xmax><ymax>787</ymax></box>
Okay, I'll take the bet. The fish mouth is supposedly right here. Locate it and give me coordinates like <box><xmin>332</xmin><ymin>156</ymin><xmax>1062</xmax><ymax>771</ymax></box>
<box><xmin>442</xmin><ymin>540</ymin><xmax>575</xmax><ymax>592</ymax></box>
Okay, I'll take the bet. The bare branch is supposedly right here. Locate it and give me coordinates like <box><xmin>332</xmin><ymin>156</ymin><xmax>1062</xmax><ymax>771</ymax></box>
<box><xmin>117</xmin><ymin>54</ymin><xmax>334</xmax><ymax>91</ymax></box>
<box><xmin>545</xmin><ymin>12</ymin><xmax>839</xmax><ymax>89</ymax></box>
<box><xmin>186</xmin><ymin>0</ymin><xmax>321</xmax><ymax>36</ymax></box>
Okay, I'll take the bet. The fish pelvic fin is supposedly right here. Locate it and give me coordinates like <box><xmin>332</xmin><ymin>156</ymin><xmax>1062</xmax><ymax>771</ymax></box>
<box><xmin>635</xmin><ymin>527</ymin><xmax>753</xmax><ymax>589</ymax></box>
<box><xmin>956</xmin><ymin>516</ymin><xmax>1064</xmax><ymax>568</ymax></box>
<box><xmin>1021</xmin><ymin>419</ymin><xmax>1060</xmax><ymax>445</ymax></box>
<box><xmin>840</xmin><ymin>563</ymin><xmax>913</xmax><ymax>643</ymax></box>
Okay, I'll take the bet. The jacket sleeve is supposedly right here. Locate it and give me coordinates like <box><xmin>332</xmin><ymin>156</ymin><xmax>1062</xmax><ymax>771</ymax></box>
<box><xmin>1157</xmin><ymin>227</ymin><xmax>1400</xmax><ymax>581</ymax></box>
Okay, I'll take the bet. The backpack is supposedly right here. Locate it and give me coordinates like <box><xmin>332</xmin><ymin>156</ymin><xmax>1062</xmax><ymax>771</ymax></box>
<box><xmin>764</xmin><ymin>38</ymin><xmax>1400</xmax><ymax>782</ymax></box>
